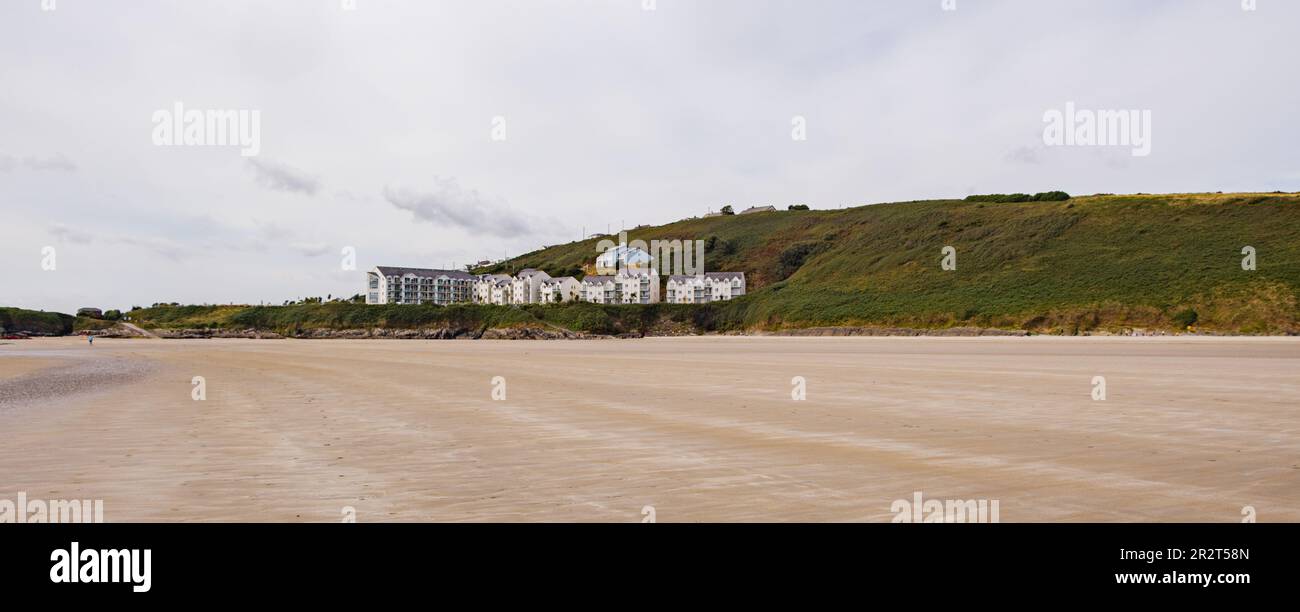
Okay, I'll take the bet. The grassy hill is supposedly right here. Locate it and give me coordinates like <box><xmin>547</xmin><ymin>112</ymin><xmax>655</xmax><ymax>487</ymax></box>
<box><xmin>481</xmin><ymin>192</ymin><xmax>1300</xmax><ymax>334</ymax></box>
<box><xmin>0</xmin><ymin>307</ymin><xmax>75</xmax><ymax>336</ymax></box>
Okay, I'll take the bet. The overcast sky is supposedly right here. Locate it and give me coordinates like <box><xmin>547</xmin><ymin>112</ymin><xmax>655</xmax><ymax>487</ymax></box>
<box><xmin>3</xmin><ymin>0</ymin><xmax>1297</xmax><ymax>314</ymax></box>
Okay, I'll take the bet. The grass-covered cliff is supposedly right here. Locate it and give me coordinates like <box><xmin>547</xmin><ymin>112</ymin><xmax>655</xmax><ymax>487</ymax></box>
<box><xmin>0</xmin><ymin>307</ymin><xmax>75</xmax><ymax>336</ymax></box>
<box><xmin>481</xmin><ymin>192</ymin><xmax>1300</xmax><ymax>334</ymax></box>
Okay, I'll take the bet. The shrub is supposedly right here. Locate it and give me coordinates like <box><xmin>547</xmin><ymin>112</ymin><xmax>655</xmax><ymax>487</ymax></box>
<box><xmin>704</xmin><ymin>235</ymin><xmax>736</xmax><ymax>256</ymax></box>
<box><xmin>965</xmin><ymin>192</ymin><xmax>1070</xmax><ymax>203</ymax></box>
<box><xmin>1171</xmin><ymin>308</ymin><xmax>1199</xmax><ymax>328</ymax></box>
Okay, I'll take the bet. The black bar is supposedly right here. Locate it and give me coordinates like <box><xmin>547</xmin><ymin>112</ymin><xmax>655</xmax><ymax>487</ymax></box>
<box><xmin>1</xmin><ymin>524</ymin><xmax>1281</xmax><ymax>600</ymax></box>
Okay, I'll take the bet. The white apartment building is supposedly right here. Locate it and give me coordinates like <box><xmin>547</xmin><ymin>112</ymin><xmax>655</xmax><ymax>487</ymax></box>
<box><xmin>666</xmin><ymin>272</ymin><xmax>746</xmax><ymax>304</ymax></box>
<box><xmin>579</xmin><ymin>270</ymin><xmax>661</xmax><ymax>304</ymax></box>
<box><xmin>364</xmin><ymin>262</ymin><xmax>692</xmax><ymax>308</ymax></box>
<box><xmin>474</xmin><ymin>274</ymin><xmax>512</xmax><ymax>304</ymax></box>
<box><xmin>540</xmin><ymin>276</ymin><xmax>583</xmax><ymax>303</ymax></box>
<box><xmin>581</xmin><ymin>275</ymin><xmax>618</xmax><ymax>304</ymax></box>
<box><xmin>617</xmin><ymin>269</ymin><xmax>660</xmax><ymax>304</ymax></box>
<box><xmin>666</xmin><ymin>275</ymin><xmax>704</xmax><ymax>304</ymax></box>
<box><xmin>490</xmin><ymin>279</ymin><xmax>513</xmax><ymax>305</ymax></box>
<box><xmin>366</xmin><ymin>266</ymin><xmax>477</xmax><ymax>305</ymax></box>
<box><xmin>511</xmin><ymin>269</ymin><xmax>552</xmax><ymax>304</ymax></box>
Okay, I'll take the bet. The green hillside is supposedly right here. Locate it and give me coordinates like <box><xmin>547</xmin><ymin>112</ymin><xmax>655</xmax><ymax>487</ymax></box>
<box><xmin>0</xmin><ymin>307</ymin><xmax>75</xmax><ymax>336</ymax></box>
<box><xmin>482</xmin><ymin>192</ymin><xmax>1300</xmax><ymax>334</ymax></box>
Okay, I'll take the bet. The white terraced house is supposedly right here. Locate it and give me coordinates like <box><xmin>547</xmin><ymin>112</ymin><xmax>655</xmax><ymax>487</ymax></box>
<box><xmin>581</xmin><ymin>275</ymin><xmax>618</xmax><ymax>304</ymax></box>
<box><xmin>540</xmin><ymin>276</ymin><xmax>582</xmax><ymax>303</ymax></box>
<box><xmin>666</xmin><ymin>272</ymin><xmax>746</xmax><ymax>303</ymax></box>
<box><xmin>474</xmin><ymin>274</ymin><xmax>512</xmax><ymax>304</ymax></box>
<box><xmin>617</xmin><ymin>269</ymin><xmax>660</xmax><ymax>304</ymax></box>
<box><xmin>511</xmin><ymin>269</ymin><xmax>552</xmax><ymax>304</ymax></box>
<box><xmin>490</xmin><ymin>279</ymin><xmax>513</xmax><ymax>305</ymax></box>
<box><xmin>366</xmin><ymin>266</ymin><xmax>476</xmax><ymax>305</ymax></box>
<box><xmin>580</xmin><ymin>271</ymin><xmax>661</xmax><ymax>304</ymax></box>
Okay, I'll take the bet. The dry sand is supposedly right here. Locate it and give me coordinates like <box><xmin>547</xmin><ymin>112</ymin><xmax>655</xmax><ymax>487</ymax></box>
<box><xmin>1</xmin><ymin>336</ymin><xmax>1297</xmax><ymax>522</ymax></box>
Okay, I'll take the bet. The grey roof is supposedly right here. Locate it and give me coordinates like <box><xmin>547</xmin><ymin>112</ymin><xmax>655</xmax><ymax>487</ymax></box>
<box><xmin>376</xmin><ymin>266</ymin><xmax>476</xmax><ymax>280</ymax></box>
<box><xmin>582</xmin><ymin>275</ymin><xmax>614</xmax><ymax>284</ymax></box>
<box><xmin>668</xmin><ymin>272</ymin><xmax>744</xmax><ymax>282</ymax></box>
<box><xmin>517</xmin><ymin>268</ymin><xmax>551</xmax><ymax>278</ymax></box>
<box><xmin>479</xmin><ymin>274</ymin><xmax>512</xmax><ymax>282</ymax></box>
<box><xmin>705</xmin><ymin>271</ymin><xmax>745</xmax><ymax>281</ymax></box>
<box><xmin>544</xmin><ymin>276</ymin><xmax>577</xmax><ymax>284</ymax></box>
<box><xmin>616</xmin><ymin>268</ymin><xmax>657</xmax><ymax>278</ymax></box>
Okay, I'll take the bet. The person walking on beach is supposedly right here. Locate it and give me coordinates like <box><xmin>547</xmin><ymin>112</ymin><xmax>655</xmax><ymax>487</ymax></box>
<box><xmin>88</xmin><ymin>335</ymin><xmax>94</xmax><ymax>346</ymax></box>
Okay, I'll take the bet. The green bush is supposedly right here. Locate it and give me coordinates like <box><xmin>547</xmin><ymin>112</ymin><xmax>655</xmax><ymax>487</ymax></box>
<box><xmin>1171</xmin><ymin>308</ymin><xmax>1199</xmax><ymax>328</ymax></box>
<box><xmin>965</xmin><ymin>192</ymin><xmax>1070</xmax><ymax>203</ymax></box>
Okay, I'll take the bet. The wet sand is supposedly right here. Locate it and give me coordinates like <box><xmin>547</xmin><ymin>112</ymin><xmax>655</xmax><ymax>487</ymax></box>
<box><xmin>1</xmin><ymin>336</ymin><xmax>1297</xmax><ymax>522</ymax></box>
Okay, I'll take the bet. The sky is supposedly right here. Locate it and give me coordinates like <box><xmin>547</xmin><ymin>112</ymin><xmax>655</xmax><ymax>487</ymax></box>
<box><xmin>2</xmin><ymin>0</ymin><xmax>1297</xmax><ymax>314</ymax></box>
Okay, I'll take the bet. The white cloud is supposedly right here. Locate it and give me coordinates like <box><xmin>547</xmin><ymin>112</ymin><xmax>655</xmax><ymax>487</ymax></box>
<box><xmin>246</xmin><ymin>158</ymin><xmax>321</xmax><ymax>195</ymax></box>
<box><xmin>383</xmin><ymin>179</ymin><xmax>561</xmax><ymax>239</ymax></box>
<box><xmin>0</xmin><ymin>153</ymin><xmax>76</xmax><ymax>172</ymax></box>
<box><xmin>290</xmin><ymin>242</ymin><xmax>331</xmax><ymax>257</ymax></box>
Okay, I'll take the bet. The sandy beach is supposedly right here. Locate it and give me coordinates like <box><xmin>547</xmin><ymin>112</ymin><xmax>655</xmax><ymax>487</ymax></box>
<box><xmin>1</xmin><ymin>336</ymin><xmax>1297</xmax><ymax>522</ymax></box>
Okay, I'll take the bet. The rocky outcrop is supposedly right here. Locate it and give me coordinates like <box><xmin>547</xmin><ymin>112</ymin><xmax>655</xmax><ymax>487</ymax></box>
<box><xmin>480</xmin><ymin>326</ymin><xmax>585</xmax><ymax>340</ymax></box>
<box><xmin>153</xmin><ymin>328</ymin><xmax>284</xmax><ymax>339</ymax></box>
<box><xmin>148</xmin><ymin>326</ymin><xmax>590</xmax><ymax>340</ymax></box>
<box><xmin>769</xmin><ymin>326</ymin><xmax>1030</xmax><ymax>337</ymax></box>
<box><xmin>136</xmin><ymin>324</ymin><xmax>1041</xmax><ymax>340</ymax></box>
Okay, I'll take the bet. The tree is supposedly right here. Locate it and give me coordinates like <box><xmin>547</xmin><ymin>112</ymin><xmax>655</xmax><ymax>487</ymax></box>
<box><xmin>788</xmin><ymin>204</ymin><xmax>810</xmax><ymax>211</ymax></box>
<box><xmin>720</xmin><ymin>205</ymin><xmax>735</xmax><ymax>215</ymax></box>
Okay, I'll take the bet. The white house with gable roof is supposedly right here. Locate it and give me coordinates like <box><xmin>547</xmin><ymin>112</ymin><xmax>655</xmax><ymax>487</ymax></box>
<box><xmin>540</xmin><ymin>276</ymin><xmax>582</xmax><ymax>303</ymax></box>
<box><xmin>474</xmin><ymin>274</ymin><xmax>512</xmax><ymax>304</ymax></box>
<box><xmin>666</xmin><ymin>272</ymin><xmax>745</xmax><ymax>303</ymax></box>
<box><xmin>616</xmin><ymin>269</ymin><xmax>660</xmax><ymax>304</ymax></box>
<box><xmin>511</xmin><ymin>269</ymin><xmax>552</xmax><ymax>304</ymax></box>
<box><xmin>581</xmin><ymin>275</ymin><xmax>618</xmax><ymax>304</ymax></box>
